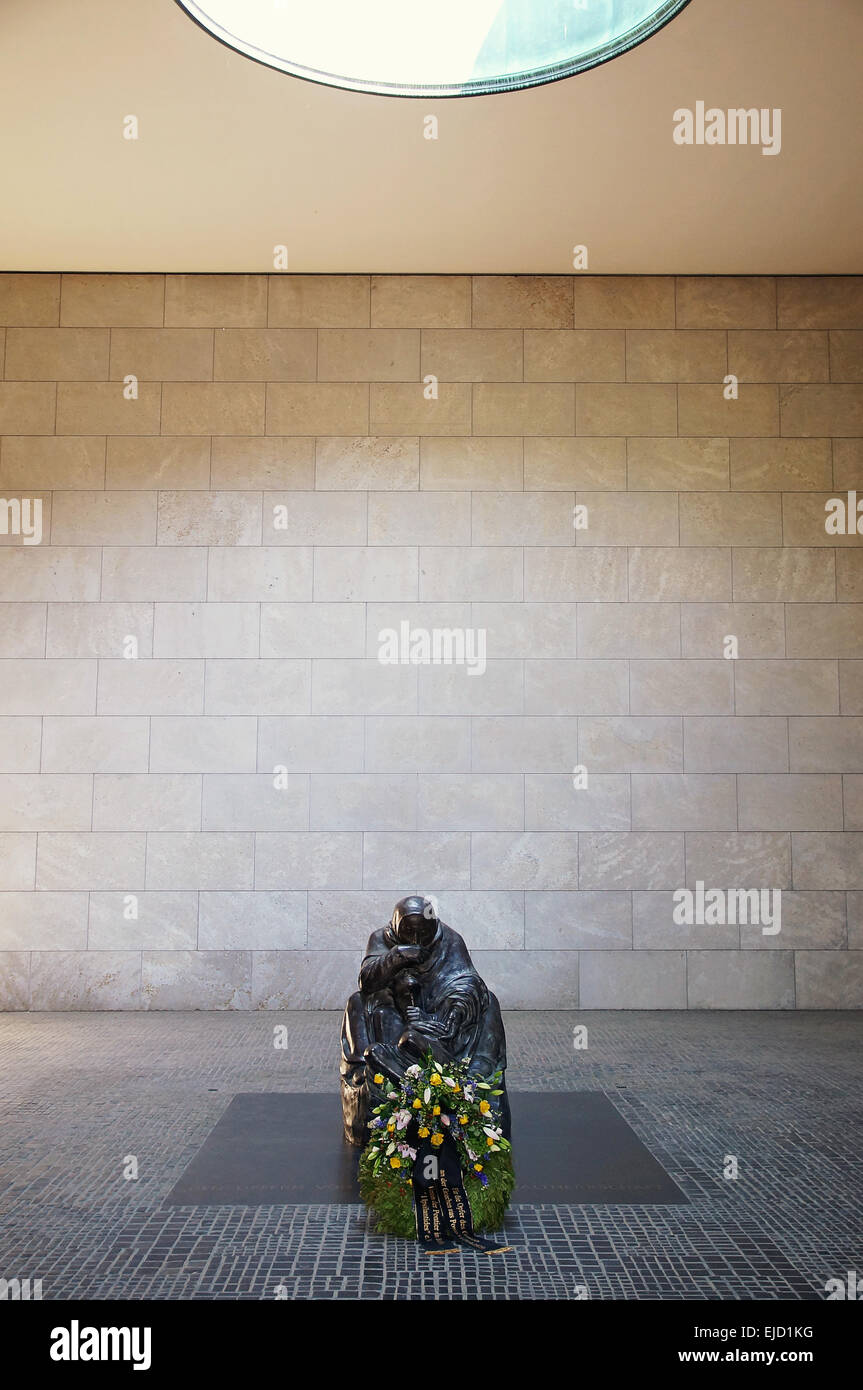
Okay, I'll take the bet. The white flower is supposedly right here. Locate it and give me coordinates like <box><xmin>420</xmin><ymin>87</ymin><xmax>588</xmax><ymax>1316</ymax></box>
<box><xmin>482</xmin><ymin>1125</ymin><xmax>498</xmax><ymax>1138</ymax></box>
<box><xmin>441</xmin><ymin>1114</ymin><xmax>450</xmax><ymax>1126</ymax></box>
<box><xmin>423</xmin><ymin>1087</ymin><xmax>431</xmax><ymax>1104</ymax></box>
<box><xmin>395</xmin><ymin>1109</ymin><xmax>411</xmax><ymax>1131</ymax></box>
<box><xmin>387</xmin><ymin>1091</ymin><xmax>398</xmax><ymax>1100</ymax></box>
<box><xmin>406</xmin><ymin>1064</ymin><xmax>421</xmax><ymax>1078</ymax></box>
<box><xmin>443</xmin><ymin>1076</ymin><xmax>456</xmax><ymax>1088</ymax></box>
<box><xmin>463</xmin><ymin>1086</ymin><xmax>474</xmax><ymax>1102</ymax></box>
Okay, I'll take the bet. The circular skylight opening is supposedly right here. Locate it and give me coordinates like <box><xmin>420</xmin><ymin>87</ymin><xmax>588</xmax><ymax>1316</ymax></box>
<box><xmin>176</xmin><ymin>0</ymin><xmax>691</xmax><ymax>97</ymax></box>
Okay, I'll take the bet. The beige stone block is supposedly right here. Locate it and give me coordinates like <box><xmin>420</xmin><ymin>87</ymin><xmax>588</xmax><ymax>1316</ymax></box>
<box><xmin>150</xmin><ymin>716</ymin><xmax>257</xmax><ymax>772</ymax></box>
<box><xmin>110</xmin><ymin>328</ymin><xmax>214</xmax><ymax>381</ymax></box>
<box><xmin>580</xmin><ymin>716</ymin><xmax>681</xmax><ymax>773</ymax></box>
<box><xmin>789</xmin><ymin>716</ymin><xmax>863</xmax><ymax>772</ymax></box>
<box><xmin>30</xmin><ymin>950</ymin><xmax>143</xmax><ymax>1009</ymax></box>
<box><xmin>0</xmin><ymin>436</ymin><xmax>104</xmax><ymax>490</ymax></box>
<box><xmin>267</xmin><ymin>382</ymin><xmax>367</xmax><ymax>435</ymax></box>
<box><xmin>846</xmin><ymin>777</ymin><xmax>863</xmax><ymax>830</ymax></box>
<box><xmin>729</xmin><ymin>330</ymin><xmax>829</xmax><ymax>383</ymax></box>
<box><xmin>365</xmin><ymin>602</ymin><xmax>471</xmax><ymax>659</ymax></box>
<box><xmin>420</xmin><ymin>546</ymin><xmax>523</xmax><ymax>600</ymax></box>
<box><xmin>841</xmin><ymin>662</ymin><xmax>863</xmax><ymax>714</ymax></box>
<box><xmin>50</xmin><ymin>491</ymin><xmax>155</xmax><ymax>545</ymax></box>
<box><xmin>0</xmin><ymin>893</ymin><xmax>88</xmax><ymax>949</ymax></box>
<box><xmin>471</xmin><ymin>832</ymin><xmax>577</xmax><ymax>889</ymax></box>
<box><xmin>0</xmin><ymin>273</ymin><xmax>60</xmax><ymax>325</ymax></box>
<box><xmin>686</xmin><ymin>831</ymin><xmax>791</xmax><ymax>886</ymax></box>
<box><xmin>417</xmin><ymin>774</ymin><xmax>523</xmax><ymax>832</ymax></box>
<box><xmin>417</xmin><ymin>662</ymin><xmax>522</xmax><ymax>717</ymax></box>
<box><xmin>678</xmin><ymin>385</ymin><xmax>779</xmax><ymax>436</ymax></box>
<box><xmin>261</xmin><ymin>601</ymin><xmax>363</xmax><ymax>656</ymax></box>
<box><xmin>786</xmin><ymin>605</ymin><xmax>863</xmax><ymax>657</ymax></box>
<box><xmin>851</xmin><ymin>891</ymin><xmax>863</xmax><ymax>948</ymax></box>
<box><xmin>264</xmin><ymin>491</ymin><xmax>366</xmax><ymax>546</ymax></box>
<box><xmin>158</xmin><ymin>491</ymin><xmax>261</xmax><ymax>546</ymax></box>
<box><xmin>254</xmin><ymin>832</ymin><xmax>362</xmax><ymax>888</ymax></box>
<box><xmin>524</xmin><ymin>437</ymin><xmax>626</xmax><ymax>490</ymax></box>
<box><xmin>473</xmin><ymin>276</ymin><xmax>572</xmax><ymax>328</ymax></box>
<box><xmin>524</xmin><ymin>774</ymin><xmax>629</xmax><ymax>831</ymax></box>
<box><xmin>782</xmin><ymin>492</ymin><xmax>863</xmax><ymax>546</ymax></box>
<box><xmin>204</xmin><ymin>658</ymin><xmax>310</xmax><ymax>715</ymax></box>
<box><xmin>0</xmin><ymin>659</ymin><xmax>95</xmax><ymax>714</ymax></box>
<box><xmin>313</xmin><ymin>546</ymin><xmax>417</xmax><ymax>601</ymax></box>
<box><xmin>371</xmin><ymin>276</ymin><xmax>469</xmax><ymax>328</ymax></box>
<box><xmin>689</xmin><ymin>952</ymin><xmax>795</xmax><ymax>1009</ymax></box>
<box><xmin>838</xmin><ymin>553</ymin><xmax>863</xmax><ymax>603</ymax></box>
<box><xmin>106</xmin><ymin>437</ymin><xmax>209</xmax><ymax>490</ymax></box>
<box><xmin>676</xmin><ymin>277</ymin><xmax>776</xmax><ymax>329</ymax></box>
<box><xmin>89</xmin><ymin>891</ymin><xmax>198</xmax><ymax>949</ymax></box>
<box><xmin>632</xmin><ymin>774</ymin><xmax>736</xmax><ymax>830</ymax></box>
<box><xmin>208</xmin><ymin>551</ymin><xmax>312</xmax><ymax>605</ymax></box>
<box><xmin>627</xmin><ymin>438</ymin><xmax>729</xmax><ymax>490</ymax></box>
<box><xmin>631</xmin><ymin>659</ymin><xmax>733</xmax><ymax>715</ymax></box>
<box><xmin>368</xmin><ymin>383</ymin><xmax>469</xmax><ymax>435</ymax></box>
<box><xmin>0</xmin><ymin>382</ymin><xmax>56</xmax><ymax>433</ymax></box>
<box><xmin>313</xmin><ymin>658</ymin><xmax>417</xmax><ymax>715</ymax></box>
<box><xmin>213</xmin><ymin>328</ymin><xmax>315</xmax><ymax>381</ymax></box>
<box><xmin>0</xmin><ymin>952</ymin><xmax>31</xmax><ymax>1007</ymax></box>
<box><xmin>739</xmin><ymin>890</ymin><xmax>846</xmax><ymax>950</ymax></box>
<box><xmin>251</xmin><ymin>950</ymin><xmax>359</xmax><ymax>1010</ymax></box>
<box><xmin>578</xmin><ymin>603</ymin><xmax>679</xmax><ymax>657</ymax></box>
<box><xmin>679</xmin><ymin>492</ymin><xmax>781</xmax><ymax>545</ymax></box>
<box><xmin>202</xmin><ymin>774</ymin><xmax>309</xmax><ymax>831</ymax></box>
<box><xmin>580</xmin><ymin>832</ymin><xmax>683</xmax><ymax>888</ymax></box>
<box><xmin>145</xmin><ymin>832</ymin><xmax>253</xmax><ymax>889</ymax></box>
<box><xmin>795</xmin><ymin>952</ymin><xmax>863</xmax><ymax>1009</ymax></box>
<box><xmin>420</xmin><ymin>437</ymin><xmax>521</xmax><ymax>491</ymax></box>
<box><xmin>791</xmin><ymin>833</ymin><xmax>863</xmax><ymax>889</ymax></box>
<box><xmin>93</xmin><ymin>775</ymin><xmax>201</xmax><ymax>832</ymax></box>
<box><xmin>0</xmin><ymin>834</ymin><xmax>35</xmax><ymax>889</ymax></box>
<box><xmin>306</xmin><ymin>889</ymin><xmax>396</xmax><ymax>948</ymax></box>
<box><xmin>36</xmin><ymin>832</ymin><xmax>146</xmax><ymax>890</ymax></box>
<box><xmin>162</xmin><ymin>382</ymin><xmax>264</xmax><ymax>435</ymax></box>
<box><xmin>626</xmin><ymin>330</ymin><xmax>726</xmax><ymax>382</ymax></box>
<box><xmin>632</xmin><ymin>891</ymin><xmax>738</xmax><ymax>950</ymax></box>
<box><xmin>525</xmin><ymin>660</ymin><xmax>628</xmax><ymax>716</ymax></box>
<box><xmin>524</xmin><ymin>548</ymin><xmax>626</xmax><ymax>601</ymax></box>
<box><xmin>777</xmin><ymin>277</ymin><xmax>863</xmax><ymax>329</ymax></box>
<box><xmin>524</xmin><ymin>329</ymin><xmax>624</xmax><ymax>382</ymax></box>
<box><xmin>577</xmin><ymin>491</ymin><xmax>678</xmax><ymax>546</ymax></box>
<box><xmin>681</xmin><ymin>602</ymin><xmax>785</xmax><ymax>658</ymax></box>
<box><xmin>364</xmin><ymin>717</ymin><xmax>470</xmax><ymax>773</ymax></box>
<box><xmin>575</xmin><ymin>277</ymin><xmax>675</xmax><ymax>328</ymax></box>
<box><xmin>735</xmin><ymin>660</ymin><xmax>838</xmax><ymax>716</ymax></box>
<box><xmin>141</xmin><ymin>950</ymin><xmax>251</xmax><ymax>1009</ymax></box>
<box><xmin>41</xmin><ymin>716</ymin><xmax>149</xmax><ymax>773</ymax></box>
<box><xmin>577</xmin><ymin>383</ymin><xmax>676</xmax><ymax>436</ymax></box>
<box><xmin>684</xmin><ymin>716</ymin><xmax>788</xmax><ymax>773</ymax></box>
<box><xmin>472</xmin><ymin>949</ymin><xmax>580</xmax><ymax>1008</ymax></box>
<box><xmin>525</xmin><ymin>890</ymin><xmax>630</xmax><ymax>950</ymax></box>
<box><xmin>738</xmin><ymin>774</ymin><xmax>843</xmax><ymax>830</ymax></box>
<box><xmin>781</xmin><ymin>384</ymin><xmax>863</xmax><ymax>437</ymax></box>
<box><xmin>0</xmin><ymin>717</ymin><xmax>42</xmax><ymax>772</ymax></box>
<box><xmin>164</xmin><ymin>274</ymin><xmax>266</xmax><ymax>327</ymax></box>
<box><xmin>257</xmin><ymin>716</ymin><xmax>363</xmax><ymax>773</ymax></box>
<box><xmin>210</xmin><ymin>437</ymin><xmax>314</xmax><ymax>489</ymax></box>
<box><xmin>628</xmin><ymin>547</ymin><xmax>730</xmax><ymax>602</ymax></box>
<box><xmin>97</xmin><ymin>659</ymin><xmax>204</xmax><ymax>715</ymax></box>
<box><xmin>0</xmin><ymin>772</ymin><xmax>91</xmax><ymax>822</ymax></box>
<box><xmin>318</xmin><ymin>329</ymin><xmax>419</xmax><ymax>381</ymax></box>
<box><xmin>315</xmin><ymin>436</ymin><xmax>417</xmax><ymax>490</ymax></box>
<box><xmin>61</xmin><ymin>274</ymin><xmax>164</xmax><ymax>327</ymax></box>
<box><xmin>730</xmin><ymin>438</ymin><xmax>832</xmax><ymax>491</ymax></box>
<box><xmin>470</xmin><ymin>715</ymin><xmax>579</xmax><ymax>771</ymax></box>
<box><xmin>269</xmin><ymin>275</ymin><xmax>370</xmax><ymax>328</ymax></box>
<box><xmin>733</xmin><ymin>547</ymin><xmax>834</xmax><ymax>602</ymax></box>
<box><xmin>153</xmin><ymin>602</ymin><xmax>258</xmax><ymax>657</ymax></box>
<box><xmin>55</xmin><ymin>383</ymin><xmax>160</xmax><ymax>435</ymax></box>
<box><xmin>582</xmin><ymin>951</ymin><xmax>687</xmax><ymax>1006</ymax></box>
<box><xmin>833</xmin><ymin>439</ymin><xmax>863</xmax><ymax>488</ymax></box>
<box><xmin>311</xmin><ymin>772</ymin><xmax>416</xmax><ymax>831</ymax></box>
<box><xmin>6</xmin><ymin>327</ymin><xmax>108</xmax><ymax>380</ymax></box>
<box><xmin>829</xmin><ymin>331</ymin><xmax>863</xmax><ymax>382</ymax></box>
<box><xmin>101</xmin><ymin>547</ymin><xmax>206</xmax><ymax>601</ymax></box>
<box><xmin>199</xmin><ymin>890</ymin><xmax>306</xmax><ymax>950</ymax></box>
<box><xmin>0</xmin><ymin>604</ymin><xmax>46</xmax><ymax>657</ymax></box>
<box><xmin>472</xmin><ymin>492</ymin><xmax>574</xmax><ymax>546</ymax></box>
<box><xmin>422</xmin><ymin>330</ymin><xmax>522</xmax><ymax>383</ymax></box>
<box><xmin>473</xmin><ymin>601</ymin><xmax>579</xmax><ymax>658</ymax></box>
<box><xmin>46</xmin><ymin>602</ymin><xmax>152</xmax><ymax>658</ymax></box>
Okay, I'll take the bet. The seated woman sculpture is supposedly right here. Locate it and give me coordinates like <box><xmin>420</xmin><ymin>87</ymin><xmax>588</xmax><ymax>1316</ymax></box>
<box><xmin>340</xmin><ymin>895</ymin><xmax>510</xmax><ymax>1146</ymax></box>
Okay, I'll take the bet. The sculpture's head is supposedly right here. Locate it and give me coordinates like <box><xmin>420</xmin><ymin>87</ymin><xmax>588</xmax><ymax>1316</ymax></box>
<box><xmin>390</xmin><ymin>895</ymin><xmax>438</xmax><ymax>948</ymax></box>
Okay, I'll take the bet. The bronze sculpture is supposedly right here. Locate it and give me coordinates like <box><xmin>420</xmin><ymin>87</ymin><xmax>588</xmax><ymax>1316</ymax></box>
<box><xmin>340</xmin><ymin>895</ymin><xmax>510</xmax><ymax>1147</ymax></box>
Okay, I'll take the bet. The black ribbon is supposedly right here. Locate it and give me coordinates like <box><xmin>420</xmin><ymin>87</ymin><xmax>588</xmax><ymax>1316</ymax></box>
<box><xmin>410</xmin><ymin>1126</ymin><xmax>510</xmax><ymax>1254</ymax></box>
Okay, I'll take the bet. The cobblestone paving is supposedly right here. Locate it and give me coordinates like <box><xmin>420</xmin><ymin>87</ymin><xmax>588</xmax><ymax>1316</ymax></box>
<box><xmin>0</xmin><ymin>1011</ymin><xmax>861</xmax><ymax>1300</ymax></box>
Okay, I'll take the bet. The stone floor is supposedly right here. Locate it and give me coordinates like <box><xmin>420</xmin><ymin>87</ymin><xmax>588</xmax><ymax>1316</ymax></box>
<box><xmin>0</xmin><ymin>1011</ymin><xmax>861</xmax><ymax>1301</ymax></box>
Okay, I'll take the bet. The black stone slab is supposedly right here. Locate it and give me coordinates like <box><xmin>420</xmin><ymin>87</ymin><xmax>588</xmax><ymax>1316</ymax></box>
<box><xmin>165</xmin><ymin>1090</ymin><xmax>687</xmax><ymax>1207</ymax></box>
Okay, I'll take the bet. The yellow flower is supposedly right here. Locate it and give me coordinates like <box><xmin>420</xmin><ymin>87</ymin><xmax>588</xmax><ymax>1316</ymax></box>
<box><xmin>430</xmin><ymin>1073</ymin><xmax>442</xmax><ymax>1086</ymax></box>
<box><xmin>431</xmin><ymin>1133</ymin><xmax>444</xmax><ymax>1148</ymax></box>
<box><xmin>390</xmin><ymin>1156</ymin><xmax>401</xmax><ymax>1169</ymax></box>
<box><xmin>412</xmin><ymin>1098</ymin><xmax>422</xmax><ymax>1108</ymax></box>
<box><xmin>387</xmin><ymin>1122</ymin><xmax>395</xmax><ymax>1133</ymax></box>
<box><xmin>373</xmin><ymin>1073</ymin><xmax>384</xmax><ymax>1085</ymax></box>
<box><xmin>432</xmin><ymin>1105</ymin><xmax>441</xmax><ymax>1116</ymax></box>
<box><xmin>418</xmin><ymin>1126</ymin><xmax>429</xmax><ymax>1138</ymax></box>
<box><xmin>486</xmin><ymin>1135</ymin><xmax>494</xmax><ymax>1146</ymax></box>
<box><xmin>459</xmin><ymin>1115</ymin><xmax>468</xmax><ymax>1125</ymax></box>
<box><xmin>473</xmin><ymin>1163</ymin><xmax>483</xmax><ymax>1173</ymax></box>
<box><xmin>479</xmin><ymin>1099</ymin><xmax>491</xmax><ymax>1114</ymax></box>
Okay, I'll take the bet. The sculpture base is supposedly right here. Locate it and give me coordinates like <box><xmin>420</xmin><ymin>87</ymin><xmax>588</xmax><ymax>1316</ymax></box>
<box><xmin>358</xmin><ymin>1146</ymin><xmax>515</xmax><ymax>1239</ymax></box>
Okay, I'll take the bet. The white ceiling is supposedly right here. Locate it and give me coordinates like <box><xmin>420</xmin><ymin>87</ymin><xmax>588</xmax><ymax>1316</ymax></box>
<box><xmin>1</xmin><ymin>0</ymin><xmax>861</xmax><ymax>273</ymax></box>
